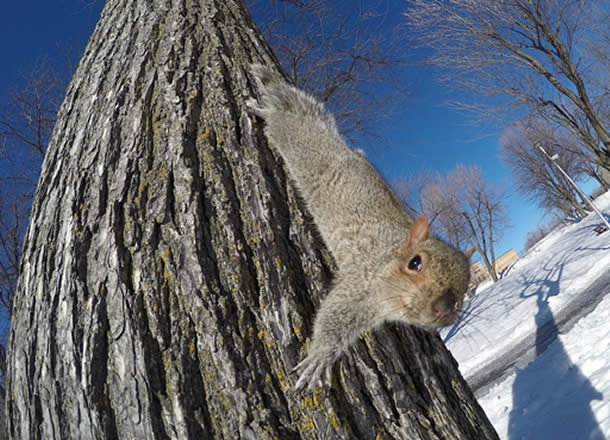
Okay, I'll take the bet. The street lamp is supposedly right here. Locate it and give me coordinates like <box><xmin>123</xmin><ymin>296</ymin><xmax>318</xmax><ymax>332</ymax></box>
<box><xmin>536</xmin><ymin>142</ymin><xmax>610</xmax><ymax>231</ymax></box>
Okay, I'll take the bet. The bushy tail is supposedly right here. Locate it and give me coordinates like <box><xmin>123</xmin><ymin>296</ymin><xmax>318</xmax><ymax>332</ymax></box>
<box><xmin>248</xmin><ymin>64</ymin><xmax>339</xmax><ymax>135</ymax></box>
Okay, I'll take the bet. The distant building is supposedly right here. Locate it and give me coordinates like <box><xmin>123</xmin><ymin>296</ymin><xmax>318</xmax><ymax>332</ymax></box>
<box><xmin>469</xmin><ymin>248</ymin><xmax>519</xmax><ymax>291</ymax></box>
<box><xmin>495</xmin><ymin>249</ymin><xmax>519</xmax><ymax>274</ymax></box>
<box><xmin>469</xmin><ymin>261</ymin><xmax>489</xmax><ymax>288</ymax></box>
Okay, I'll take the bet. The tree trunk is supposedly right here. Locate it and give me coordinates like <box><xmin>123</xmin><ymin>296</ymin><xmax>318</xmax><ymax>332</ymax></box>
<box><xmin>479</xmin><ymin>252</ymin><xmax>498</xmax><ymax>283</ymax></box>
<box><xmin>5</xmin><ymin>0</ymin><xmax>499</xmax><ymax>439</ymax></box>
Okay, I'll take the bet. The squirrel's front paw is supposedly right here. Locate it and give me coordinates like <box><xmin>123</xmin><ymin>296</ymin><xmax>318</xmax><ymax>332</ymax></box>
<box><xmin>292</xmin><ymin>348</ymin><xmax>336</xmax><ymax>391</ymax></box>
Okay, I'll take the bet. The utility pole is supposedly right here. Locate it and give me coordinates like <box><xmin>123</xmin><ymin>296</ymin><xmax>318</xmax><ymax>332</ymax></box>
<box><xmin>536</xmin><ymin>142</ymin><xmax>610</xmax><ymax>231</ymax></box>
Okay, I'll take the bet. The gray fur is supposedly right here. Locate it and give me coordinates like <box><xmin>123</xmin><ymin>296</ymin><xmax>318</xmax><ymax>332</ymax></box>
<box><xmin>248</xmin><ymin>64</ymin><xmax>472</xmax><ymax>391</ymax></box>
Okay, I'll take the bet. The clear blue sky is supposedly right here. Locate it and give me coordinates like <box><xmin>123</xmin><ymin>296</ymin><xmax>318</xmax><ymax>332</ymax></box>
<box><xmin>0</xmin><ymin>1</ymin><xmax>596</xmax><ymax>259</ymax></box>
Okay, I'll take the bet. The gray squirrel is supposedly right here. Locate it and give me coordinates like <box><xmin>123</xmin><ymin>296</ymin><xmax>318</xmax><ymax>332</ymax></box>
<box><xmin>247</xmin><ymin>64</ymin><xmax>474</xmax><ymax>391</ymax></box>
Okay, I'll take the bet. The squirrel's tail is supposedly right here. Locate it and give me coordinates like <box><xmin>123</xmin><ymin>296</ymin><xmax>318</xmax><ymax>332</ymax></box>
<box><xmin>248</xmin><ymin>64</ymin><xmax>339</xmax><ymax>135</ymax></box>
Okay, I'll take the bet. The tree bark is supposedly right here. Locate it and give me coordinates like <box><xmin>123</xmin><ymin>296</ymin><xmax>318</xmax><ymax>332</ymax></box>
<box><xmin>5</xmin><ymin>0</ymin><xmax>499</xmax><ymax>439</ymax></box>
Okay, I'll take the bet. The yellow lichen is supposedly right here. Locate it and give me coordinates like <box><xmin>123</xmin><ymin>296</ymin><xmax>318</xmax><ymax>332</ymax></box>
<box><xmin>301</xmin><ymin>388</ymin><xmax>323</xmax><ymax>410</ymax></box>
<box><xmin>302</xmin><ymin>416</ymin><xmax>314</xmax><ymax>431</ymax></box>
<box><xmin>198</xmin><ymin>128</ymin><xmax>210</xmax><ymax>142</ymax></box>
<box><xmin>328</xmin><ymin>411</ymin><xmax>339</xmax><ymax>429</ymax></box>
<box><xmin>276</xmin><ymin>369</ymin><xmax>289</xmax><ymax>388</ymax></box>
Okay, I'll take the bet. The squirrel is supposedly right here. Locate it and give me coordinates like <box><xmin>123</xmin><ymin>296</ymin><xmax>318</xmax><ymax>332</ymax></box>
<box><xmin>247</xmin><ymin>64</ymin><xmax>474</xmax><ymax>391</ymax></box>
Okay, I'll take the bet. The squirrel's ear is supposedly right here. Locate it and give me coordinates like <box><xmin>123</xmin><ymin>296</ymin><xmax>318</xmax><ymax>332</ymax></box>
<box><xmin>407</xmin><ymin>216</ymin><xmax>429</xmax><ymax>247</ymax></box>
<box><xmin>464</xmin><ymin>247</ymin><xmax>475</xmax><ymax>259</ymax></box>
<box><xmin>397</xmin><ymin>216</ymin><xmax>429</xmax><ymax>258</ymax></box>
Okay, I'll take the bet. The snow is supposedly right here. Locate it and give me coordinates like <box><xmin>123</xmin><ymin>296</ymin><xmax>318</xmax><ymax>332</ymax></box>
<box><xmin>441</xmin><ymin>190</ymin><xmax>610</xmax><ymax>439</ymax></box>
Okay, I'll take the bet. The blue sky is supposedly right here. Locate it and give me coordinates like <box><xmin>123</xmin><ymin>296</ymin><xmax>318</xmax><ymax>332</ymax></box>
<box><xmin>0</xmin><ymin>1</ymin><xmax>101</xmax><ymax>76</ymax></box>
<box><xmin>0</xmin><ymin>1</ymin><xmax>596</xmax><ymax>259</ymax></box>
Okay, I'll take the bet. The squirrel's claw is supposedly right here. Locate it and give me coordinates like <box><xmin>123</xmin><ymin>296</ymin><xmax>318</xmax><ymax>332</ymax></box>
<box><xmin>293</xmin><ymin>356</ymin><xmax>317</xmax><ymax>390</ymax></box>
<box><xmin>293</xmin><ymin>350</ymin><xmax>335</xmax><ymax>391</ymax></box>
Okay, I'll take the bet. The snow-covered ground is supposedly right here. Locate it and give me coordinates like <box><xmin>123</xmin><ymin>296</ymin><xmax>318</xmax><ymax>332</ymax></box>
<box><xmin>442</xmin><ymin>191</ymin><xmax>610</xmax><ymax>439</ymax></box>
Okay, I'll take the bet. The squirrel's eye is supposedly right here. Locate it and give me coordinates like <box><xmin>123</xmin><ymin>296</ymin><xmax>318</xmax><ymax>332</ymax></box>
<box><xmin>408</xmin><ymin>255</ymin><xmax>422</xmax><ymax>272</ymax></box>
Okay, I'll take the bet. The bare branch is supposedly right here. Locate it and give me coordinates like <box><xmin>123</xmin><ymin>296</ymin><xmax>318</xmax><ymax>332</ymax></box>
<box><xmin>421</xmin><ymin>164</ymin><xmax>509</xmax><ymax>282</ymax></box>
<box><xmin>248</xmin><ymin>0</ymin><xmax>408</xmax><ymax>141</ymax></box>
<box><xmin>499</xmin><ymin>116</ymin><xmax>592</xmax><ymax>218</ymax></box>
<box><xmin>405</xmin><ymin>0</ymin><xmax>610</xmax><ymax>169</ymax></box>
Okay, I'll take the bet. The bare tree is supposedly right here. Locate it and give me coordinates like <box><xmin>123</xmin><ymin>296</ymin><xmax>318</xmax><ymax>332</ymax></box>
<box><xmin>500</xmin><ymin>118</ymin><xmax>591</xmax><ymax>218</ymax></box>
<box><xmin>247</xmin><ymin>0</ymin><xmax>407</xmax><ymax>140</ymax></box>
<box><xmin>392</xmin><ymin>170</ymin><xmax>438</xmax><ymax>220</ymax></box>
<box><xmin>0</xmin><ymin>61</ymin><xmax>65</xmax><ymax>162</ymax></box>
<box><xmin>405</xmin><ymin>0</ymin><xmax>610</xmax><ymax>173</ymax></box>
<box><xmin>423</xmin><ymin>165</ymin><xmax>509</xmax><ymax>282</ymax></box>
<box><xmin>0</xmin><ymin>192</ymin><xmax>31</xmax><ymax>315</ymax></box>
<box><xmin>4</xmin><ymin>0</ymin><xmax>500</xmax><ymax>439</ymax></box>
<box><xmin>392</xmin><ymin>169</ymin><xmax>475</xmax><ymax>246</ymax></box>
<box><xmin>523</xmin><ymin>211</ymin><xmax>565</xmax><ymax>252</ymax></box>
<box><xmin>582</xmin><ymin>3</ymin><xmax>610</xmax><ymax>98</ymax></box>
<box><xmin>421</xmin><ymin>179</ymin><xmax>465</xmax><ymax>247</ymax></box>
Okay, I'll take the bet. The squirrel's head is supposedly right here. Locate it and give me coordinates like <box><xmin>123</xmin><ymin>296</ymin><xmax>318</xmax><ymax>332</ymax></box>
<box><xmin>385</xmin><ymin>216</ymin><xmax>474</xmax><ymax>330</ymax></box>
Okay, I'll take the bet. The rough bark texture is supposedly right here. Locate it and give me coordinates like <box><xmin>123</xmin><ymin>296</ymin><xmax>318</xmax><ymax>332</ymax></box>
<box><xmin>5</xmin><ymin>0</ymin><xmax>499</xmax><ymax>439</ymax></box>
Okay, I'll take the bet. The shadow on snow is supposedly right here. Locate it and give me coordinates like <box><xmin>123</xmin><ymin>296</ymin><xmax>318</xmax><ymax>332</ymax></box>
<box><xmin>507</xmin><ymin>262</ymin><xmax>603</xmax><ymax>440</ymax></box>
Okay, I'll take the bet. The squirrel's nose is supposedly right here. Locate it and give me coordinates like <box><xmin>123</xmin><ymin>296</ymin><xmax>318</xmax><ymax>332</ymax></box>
<box><xmin>432</xmin><ymin>289</ymin><xmax>456</xmax><ymax>319</ymax></box>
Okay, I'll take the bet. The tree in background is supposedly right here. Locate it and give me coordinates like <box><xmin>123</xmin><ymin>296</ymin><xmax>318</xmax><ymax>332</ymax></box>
<box><xmin>4</xmin><ymin>0</ymin><xmax>499</xmax><ymax>438</ymax></box>
<box><xmin>423</xmin><ymin>165</ymin><xmax>509</xmax><ymax>282</ymax></box>
<box><xmin>523</xmin><ymin>212</ymin><xmax>566</xmax><ymax>252</ymax></box>
<box><xmin>405</xmin><ymin>0</ymin><xmax>610</xmax><ymax>178</ymax></box>
<box><xmin>0</xmin><ymin>61</ymin><xmax>64</xmax><ymax>160</ymax></box>
<box><xmin>392</xmin><ymin>170</ymin><xmax>437</xmax><ymax>220</ymax></box>
<box><xmin>500</xmin><ymin>118</ymin><xmax>592</xmax><ymax>219</ymax></box>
